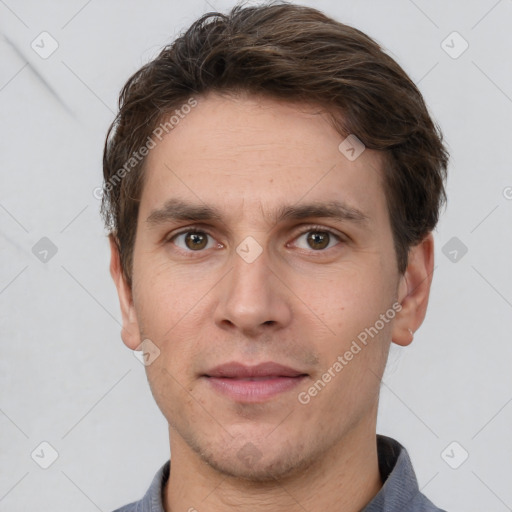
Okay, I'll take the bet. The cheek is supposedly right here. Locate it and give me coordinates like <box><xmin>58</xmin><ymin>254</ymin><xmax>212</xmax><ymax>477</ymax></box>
<box><xmin>133</xmin><ymin>255</ymin><xmax>204</xmax><ymax>336</ymax></box>
<box><xmin>293</xmin><ymin>264</ymin><xmax>392</xmax><ymax>340</ymax></box>
<box><xmin>297</xmin><ymin>270</ymin><xmax>393</xmax><ymax>419</ymax></box>
<box><xmin>132</xmin><ymin>260</ymin><xmax>217</xmax><ymax>376</ymax></box>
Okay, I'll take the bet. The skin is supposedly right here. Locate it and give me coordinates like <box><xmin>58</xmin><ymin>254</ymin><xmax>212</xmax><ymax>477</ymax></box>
<box><xmin>110</xmin><ymin>91</ymin><xmax>434</xmax><ymax>512</ymax></box>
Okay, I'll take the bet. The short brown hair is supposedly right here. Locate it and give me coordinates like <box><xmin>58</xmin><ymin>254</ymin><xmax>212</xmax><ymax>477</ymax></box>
<box><xmin>102</xmin><ymin>1</ymin><xmax>449</xmax><ymax>286</ymax></box>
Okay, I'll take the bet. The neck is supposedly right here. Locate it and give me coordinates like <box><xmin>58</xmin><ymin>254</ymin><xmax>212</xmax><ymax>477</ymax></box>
<box><xmin>164</xmin><ymin>415</ymin><xmax>382</xmax><ymax>512</ymax></box>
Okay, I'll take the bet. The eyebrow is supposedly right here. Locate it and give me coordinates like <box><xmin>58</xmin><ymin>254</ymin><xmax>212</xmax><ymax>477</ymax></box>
<box><xmin>145</xmin><ymin>199</ymin><xmax>370</xmax><ymax>228</ymax></box>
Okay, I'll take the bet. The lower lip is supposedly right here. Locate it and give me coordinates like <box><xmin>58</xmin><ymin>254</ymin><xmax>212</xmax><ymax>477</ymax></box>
<box><xmin>204</xmin><ymin>376</ymin><xmax>307</xmax><ymax>402</ymax></box>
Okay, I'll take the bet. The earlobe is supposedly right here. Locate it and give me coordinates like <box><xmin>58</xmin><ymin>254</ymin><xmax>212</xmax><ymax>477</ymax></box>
<box><xmin>391</xmin><ymin>234</ymin><xmax>435</xmax><ymax>347</ymax></box>
<box><xmin>109</xmin><ymin>235</ymin><xmax>141</xmax><ymax>350</ymax></box>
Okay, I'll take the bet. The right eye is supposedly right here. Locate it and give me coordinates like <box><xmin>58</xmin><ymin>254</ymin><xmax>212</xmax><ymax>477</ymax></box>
<box><xmin>169</xmin><ymin>229</ymin><xmax>218</xmax><ymax>252</ymax></box>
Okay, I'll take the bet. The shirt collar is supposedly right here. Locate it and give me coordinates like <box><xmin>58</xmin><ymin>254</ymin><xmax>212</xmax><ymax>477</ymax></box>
<box><xmin>362</xmin><ymin>435</ymin><xmax>436</xmax><ymax>511</ymax></box>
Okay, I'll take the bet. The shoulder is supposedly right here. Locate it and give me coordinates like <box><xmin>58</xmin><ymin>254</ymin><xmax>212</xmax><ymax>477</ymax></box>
<box><xmin>407</xmin><ymin>491</ymin><xmax>448</xmax><ymax>511</ymax></box>
<box><xmin>110</xmin><ymin>461</ymin><xmax>170</xmax><ymax>512</ymax></box>
<box><xmin>112</xmin><ymin>502</ymin><xmax>138</xmax><ymax>512</ymax></box>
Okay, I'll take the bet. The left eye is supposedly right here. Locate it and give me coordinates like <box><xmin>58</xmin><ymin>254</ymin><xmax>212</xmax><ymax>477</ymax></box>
<box><xmin>293</xmin><ymin>230</ymin><xmax>341</xmax><ymax>251</ymax></box>
<box><xmin>171</xmin><ymin>230</ymin><xmax>216</xmax><ymax>251</ymax></box>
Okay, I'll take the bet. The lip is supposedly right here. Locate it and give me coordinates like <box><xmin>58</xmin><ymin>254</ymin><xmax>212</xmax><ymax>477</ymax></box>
<box><xmin>205</xmin><ymin>362</ymin><xmax>305</xmax><ymax>379</ymax></box>
<box><xmin>203</xmin><ymin>362</ymin><xmax>308</xmax><ymax>403</ymax></box>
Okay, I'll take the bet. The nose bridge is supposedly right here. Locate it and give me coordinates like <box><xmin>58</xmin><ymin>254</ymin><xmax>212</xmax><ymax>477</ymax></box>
<box><xmin>214</xmin><ymin>242</ymin><xmax>291</xmax><ymax>334</ymax></box>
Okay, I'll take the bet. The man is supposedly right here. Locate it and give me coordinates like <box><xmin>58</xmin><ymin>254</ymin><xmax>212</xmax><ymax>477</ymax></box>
<box><xmin>102</xmin><ymin>2</ymin><xmax>449</xmax><ymax>511</ymax></box>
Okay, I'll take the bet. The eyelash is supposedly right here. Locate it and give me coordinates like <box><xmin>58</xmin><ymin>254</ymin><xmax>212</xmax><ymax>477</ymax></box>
<box><xmin>290</xmin><ymin>225</ymin><xmax>346</xmax><ymax>252</ymax></box>
<box><xmin>166</xmin><ymin>225</ymin><xmax>346</xmax><ymax>254</ymax></box>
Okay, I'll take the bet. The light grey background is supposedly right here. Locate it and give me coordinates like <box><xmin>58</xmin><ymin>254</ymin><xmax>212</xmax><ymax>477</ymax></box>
<box><xmin>1</xmin><ymin>0</ymin><xmax>511</xmax><ymax>511</ymax></box>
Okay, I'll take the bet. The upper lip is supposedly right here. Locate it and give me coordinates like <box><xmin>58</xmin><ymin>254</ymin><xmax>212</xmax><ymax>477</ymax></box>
<box><xmin>204</xmin><ymin>362</ymin><xmax>307</xmax><ymax>378</ymax></box>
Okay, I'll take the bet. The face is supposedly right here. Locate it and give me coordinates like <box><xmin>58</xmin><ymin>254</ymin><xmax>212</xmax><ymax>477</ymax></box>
<box><xmin>111</xmin><ymin>92</ymin><xmax>432</xmax><ymax>481</ymax></box>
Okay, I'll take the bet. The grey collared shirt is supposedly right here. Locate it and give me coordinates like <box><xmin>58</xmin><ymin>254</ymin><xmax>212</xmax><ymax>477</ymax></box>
<box><xmin>113</xmin><ymin>435</ymin><xmax>447</xmax><ymax>512</ymax></box>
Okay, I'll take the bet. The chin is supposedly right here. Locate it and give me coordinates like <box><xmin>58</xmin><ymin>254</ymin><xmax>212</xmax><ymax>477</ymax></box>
<box><xmin>196</xmin><ymin>438</ymin><xmax>317</xmax><ymax>483</ymax></box>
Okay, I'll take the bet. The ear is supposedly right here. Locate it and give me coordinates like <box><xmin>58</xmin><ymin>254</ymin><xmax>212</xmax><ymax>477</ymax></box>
<box><xmin>109</xmin><ymin>235</ymin><xmax>141</xmax><ymax>350</ymax></box>
<box><xmin>391</xmin><ymin>233</ymin><xmax>435</xmax><ymax>347</ymax></box>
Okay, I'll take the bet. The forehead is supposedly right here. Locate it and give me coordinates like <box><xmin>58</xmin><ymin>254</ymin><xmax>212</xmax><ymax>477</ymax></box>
<box><xmin>140</xmin><ymin>93</ymin><xmax>388</xmax><ymax>227</ymax></box>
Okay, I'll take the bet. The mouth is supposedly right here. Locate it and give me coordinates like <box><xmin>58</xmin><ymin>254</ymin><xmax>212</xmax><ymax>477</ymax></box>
<box><xmin>202</xmin><ymin>362</ymin><xmax>308</xmax><ymax>403</ymax></box>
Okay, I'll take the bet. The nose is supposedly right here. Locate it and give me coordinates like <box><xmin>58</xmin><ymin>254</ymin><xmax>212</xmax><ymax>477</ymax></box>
<box><xmin>214</xmin><ymin>245</ymin><xmax>293</xmax><ymax>337</ymax></box>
